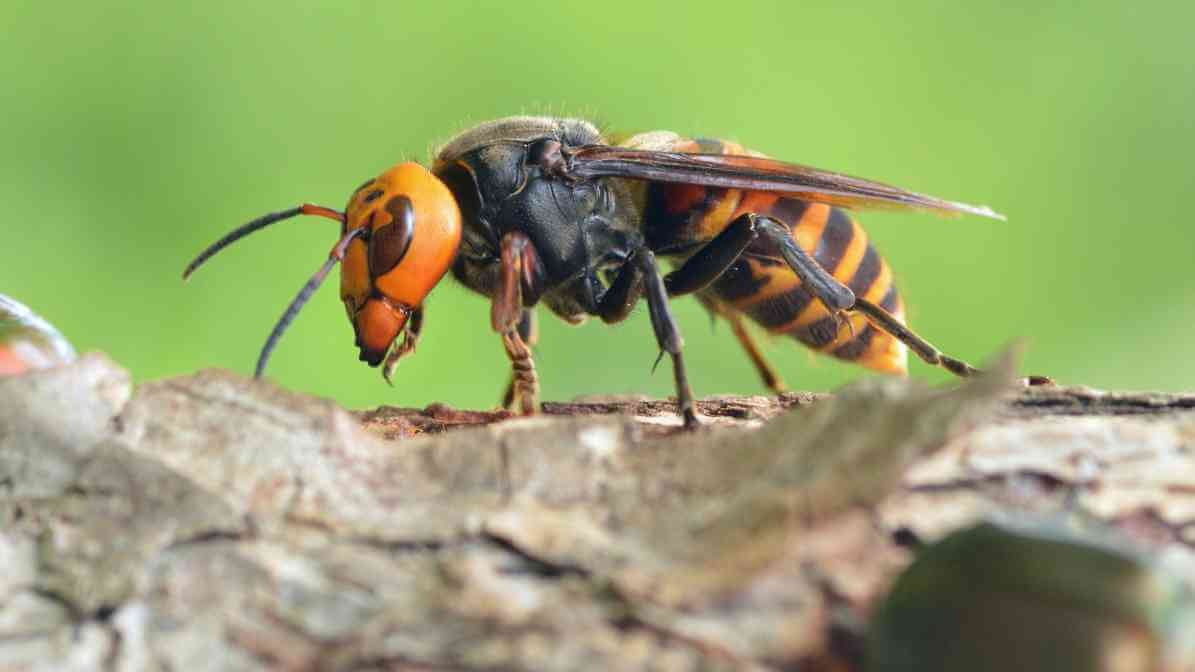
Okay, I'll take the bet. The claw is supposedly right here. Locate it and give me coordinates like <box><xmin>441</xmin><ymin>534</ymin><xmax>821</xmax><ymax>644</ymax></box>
<box><xmin>381</xmin><ymin>323</ymin><xmax>419</xmax><ymax>385</ymax></box>
<box><xmin>830</xmin><ymin>309</ymin><xmax>856</xmax><ymax>339</ymax></box>
<box><xmin>1022</xmin><ymin>375</ymin><xmax>1055</xmax><ymax>387</ymax></box>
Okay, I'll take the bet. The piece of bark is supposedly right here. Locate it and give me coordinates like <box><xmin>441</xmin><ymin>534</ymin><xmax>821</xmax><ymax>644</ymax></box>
<box><xmin>1</xmin><ymin>353</ymin><xmax>1193</xmax><ymax>671</ymax></box>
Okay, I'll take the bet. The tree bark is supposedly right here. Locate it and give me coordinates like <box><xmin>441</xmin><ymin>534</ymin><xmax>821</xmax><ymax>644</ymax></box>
<box><xmin>1</xmin><ymin>353</ymin><xmax>1193</xmax><ymax>671</ymax></box>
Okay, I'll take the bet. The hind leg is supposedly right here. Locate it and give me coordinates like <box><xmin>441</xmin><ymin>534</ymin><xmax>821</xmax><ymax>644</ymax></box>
<box><xmin>852</xmin><ymin>298</ymin><xmax>1053</xmax><ymax>385</ymax></box>
<box><xmin>667</xmin><ymin>215</ymin><xmax>979</xmax><ymax>381</ymax></box>
<box><xmin>697</xmin><ymin>295</ymin><xmax>787</xmax><ymax>394</ymax></box>
<box><xmin>850</xmin><ymin>297</ymin><xmax>978</xmax><ymax>377</ymax></box>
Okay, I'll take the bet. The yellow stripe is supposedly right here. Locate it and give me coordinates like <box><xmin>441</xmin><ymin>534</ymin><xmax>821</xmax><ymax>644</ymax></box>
<box><xmin>729</xmin><ymin>200</ymin><xmax>836</xmax><ymax>309</ymax></box>
<box><xmin>831</xmin><ymin>219</ymin><xmax>869</xmax><ymax>284</ymax></box>
<box><xmin>695</xmin><ymin>189</ymin><xmax>743</xmax><ymax>239</ymax></box>
<box><xmin>791</xmin><ymin>203</ymin><xmax>830</xmax><ymax>253</ymax></box>
<box><xmin>730</xmin><ymin>262</ymin><xmax>801</xmax><ymax>309</ymax></box>
<box><xmin>857</xmin><ymin>330</ymin><xmax>909</xmax><ymax>374</ymax></box>
<box><xmin>720</xmin><ymin>140</ymin><xmax>745</xmax><ymax>154</ymax></box>
<box><xmin>767</xmin><ymin>300</ymin><xmax>830</xmax><ymax>334</ymax></box>
<box><xmin>855</xmin><ymin>261</ymin><xmax>908</xmax><ymax>373</ymax></box>
<box><xmin>816</xmin><ymin>260</ymin><xmax>895</xmax><ymax>354</ymax></box>
<box><xmin>863</xmin><ymin>259</ymin><xmax>893</xmax><ymax>304</ymax></box>
<box><xmin>760</xmin><ymin>204</ymin><xmax>833</xmax><ymax>332</ymax></box>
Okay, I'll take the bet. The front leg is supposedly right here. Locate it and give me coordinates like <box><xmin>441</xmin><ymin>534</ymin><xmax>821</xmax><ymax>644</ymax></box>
<box><xmin>382</xmin><ymin>306</ymin><xmax>423</xmax><ymax>384</ymax></box>
<box><xmin>595</xmin><ymin>255</ymin><xmax>644</xmax><ymax>324</ymax></box>
<box><xmin>492</xmin><ymin>232</ymin><xmax>543</xmax><ymax>415</ymax></box>
<box><xmin>501</xmin><ymin>328</ymin><xmax>539</xmax><ymax>415</ymax></box>
<box><xmin>500</xmin><ymin>309</ymin><xmax>537</xmax><ymax>410</ymax></box>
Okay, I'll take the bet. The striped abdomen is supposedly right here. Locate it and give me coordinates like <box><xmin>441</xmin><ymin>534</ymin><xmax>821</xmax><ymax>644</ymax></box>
<box><xmin>637</xmin><ymin>136</ymin><xmax>908</xmax><ymax>374</ymax></box>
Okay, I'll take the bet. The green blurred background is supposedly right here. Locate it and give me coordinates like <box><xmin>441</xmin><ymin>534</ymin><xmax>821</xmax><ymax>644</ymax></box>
<box><xmin>3</xmin><ymin>1</ymin><xmax>1193</xmax><ymax>410</ymax></box>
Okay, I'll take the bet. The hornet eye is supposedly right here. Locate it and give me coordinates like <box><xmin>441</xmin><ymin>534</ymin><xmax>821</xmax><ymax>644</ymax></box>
<box><xmin>368</xmin><ymin>195</ymin><xmax>416</xmax><ymax>277</ymax></box>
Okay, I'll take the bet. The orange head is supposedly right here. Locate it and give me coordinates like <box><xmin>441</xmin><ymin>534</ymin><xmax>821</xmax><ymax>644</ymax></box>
<box><xmin>340</xmin><ymin>163</ymin><xmax>461</xmax><ymax>365</ymax></box>
<box><xmin>183</xmin><ymin>162</ymin><xmax>461</xmax><ymax>380</ymax></box>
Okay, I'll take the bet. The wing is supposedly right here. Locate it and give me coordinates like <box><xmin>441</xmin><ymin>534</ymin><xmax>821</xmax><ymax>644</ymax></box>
<box><xmin>564</xmin><ymin>144</ymin><xmax>1004</xmax><ymax>221</ymax></box>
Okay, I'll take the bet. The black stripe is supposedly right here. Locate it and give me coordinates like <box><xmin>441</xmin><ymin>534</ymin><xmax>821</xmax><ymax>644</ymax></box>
<box><xmin>642</xmin><ymin>184</ymin><xmax>689</xmax><ymax>250</ymax></box>
<box><xmin>848</xmin><ymin>245</ymin><xmax>882</xmax><ymax>296</ymax></box>
<box><xmin>831</xmin><ymin>325</ymin><xmax>876</xmax><ymax>361</ymax></box>
<box><xmin>746</xmin><ymin>285</ymin><xmax>815</xmax><ymax>329</ymax></box>
<box><xmin>791</xmin><ymin>315</ymin><xmax>841</xmax><ymax>348</ymax></box>
<box><xmin>744</xmin><ymin>198</ymin><xmax>812</xmax><ymax>265</ymax></box>
<box><xmin>880</xmin><ymin>283</ymin><xmax>901</xmax><ymax>312</ymax></box>
<box><xmin>813</xmin><ymin>208</ymin><xmax>854</xmax><ymax>274</ymax></box>
<box><xmin>697</xmin><ymin>186</ymin><xmax>726</xmax><ymax>215</ymax></box>
<box><xmin>711</xmin><ymin>259</ymin><xmax>770</xmax><ymax>302</ymax></box>
<box><xmin>770</xmin><ymin>198</ymin><xmax>810</xmax><ymax>229</ymax></box>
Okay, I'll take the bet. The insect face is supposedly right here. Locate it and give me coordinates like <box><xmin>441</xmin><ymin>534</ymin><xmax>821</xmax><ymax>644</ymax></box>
<box><xmin>341</xmin><ymin>163</ymin><xmax>461</xmax><ymax>365</ymax></box>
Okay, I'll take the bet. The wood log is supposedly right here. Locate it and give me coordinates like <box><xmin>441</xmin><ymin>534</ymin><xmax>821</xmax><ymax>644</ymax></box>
<box><xmin>1</xmin><ymin>353</ymin><xmax>1192</xmax><ymax>670</ymax></box>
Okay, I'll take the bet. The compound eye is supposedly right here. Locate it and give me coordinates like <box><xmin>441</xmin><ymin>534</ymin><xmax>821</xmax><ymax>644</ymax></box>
<box><xmin>369</xmin><ymin>195</ymin><xmax>415</xmax><ymax>278</ymax></box>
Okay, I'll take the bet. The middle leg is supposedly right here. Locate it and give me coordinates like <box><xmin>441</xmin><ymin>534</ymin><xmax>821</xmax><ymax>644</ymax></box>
<box><xmin>850</xmin><ymin>297</ymin><xmax>979</xmax><ymax>377</ymax></box>
<box><xmin>660</xmin><ymin>212</ymin><xmax>795</xmax><ymax>393</ymax></box>
<box><xmin>633</xmin><ymin>248</ymin><xmax>699</xmax><ymax>428</ymax></box>
<box><xmin>854</xmin><ymin>296</ymin><xmax>1054</xmax><ymax>384</ymax></box>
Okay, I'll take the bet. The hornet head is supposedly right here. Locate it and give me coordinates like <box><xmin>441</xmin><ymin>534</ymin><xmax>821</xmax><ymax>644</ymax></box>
<box><xmin>183</xmin><ymin>162</ymin><xmax>461</xmax><ymax>381</ymax></box>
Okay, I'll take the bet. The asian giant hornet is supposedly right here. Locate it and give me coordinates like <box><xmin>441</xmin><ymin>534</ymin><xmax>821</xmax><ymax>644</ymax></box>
<box><xmin>185</xmin><ymin>116</ymin><xmax>1016</xmax><ymax>428</ymax></box>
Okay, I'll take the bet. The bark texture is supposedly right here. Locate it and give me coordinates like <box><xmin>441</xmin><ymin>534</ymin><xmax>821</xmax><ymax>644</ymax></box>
<box><xmin>1</xmin><ymin>353</ymin><xmax>1193</xmax><ymax>671</ymax></box>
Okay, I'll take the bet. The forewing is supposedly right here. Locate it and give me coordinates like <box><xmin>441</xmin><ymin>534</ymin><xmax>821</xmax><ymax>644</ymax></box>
<box><xmin>566</xmin><ymin>145</ymin><xmax>1004</xmax><ymax>220</ymax></box>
